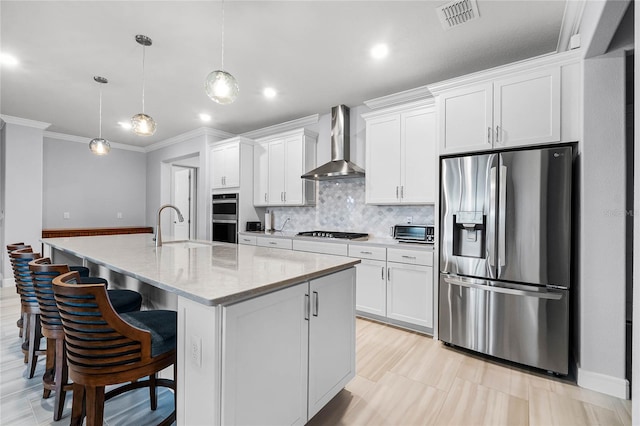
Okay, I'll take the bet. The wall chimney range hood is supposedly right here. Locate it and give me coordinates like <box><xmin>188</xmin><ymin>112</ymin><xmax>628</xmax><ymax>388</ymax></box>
<box><xmin>301</xmin><ymin>105</ymin><xmax>365</xmax><ymax>181</ymax></box>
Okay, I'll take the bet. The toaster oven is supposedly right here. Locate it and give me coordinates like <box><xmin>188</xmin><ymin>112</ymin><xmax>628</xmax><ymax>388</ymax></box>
<box><xmin>393</xmin><ymin>224</ymin><xmax>435</xmax><ymax>244</ymax></box>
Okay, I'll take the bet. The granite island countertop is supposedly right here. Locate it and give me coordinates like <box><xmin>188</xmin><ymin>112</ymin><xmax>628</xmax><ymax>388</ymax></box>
<box><xmin>42</xmin><ymin>234</ymin><xmax>359</xmax><ymax>306</ymax></box>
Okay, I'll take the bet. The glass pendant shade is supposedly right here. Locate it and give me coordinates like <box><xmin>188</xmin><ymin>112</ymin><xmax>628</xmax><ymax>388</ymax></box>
<box><xmin>131</xmin><ymin>113</ymin><xmax>157</xmax><ymax>136</ymax></box>
<box><xmin>89</xmin><ymin>138</ymin><xmax>110</xmax><ymax>155</ymax></box>
<box><xmin>205</xmin><ymin>70</ymin><xmax>239</xmax><ymax>105</ymax></box>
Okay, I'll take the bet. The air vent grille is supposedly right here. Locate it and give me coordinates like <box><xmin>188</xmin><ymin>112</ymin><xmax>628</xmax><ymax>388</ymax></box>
<box><xmin>437</xmin><ymin>0</ymin><xmax>480</xmax><ymax>30</ymax></box>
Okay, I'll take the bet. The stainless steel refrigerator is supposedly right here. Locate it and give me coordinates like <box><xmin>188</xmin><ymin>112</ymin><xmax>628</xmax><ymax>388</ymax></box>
<box><xmin>439</xmin><ymin>145</ymin><xmax>572</xmax><ymax>375</ymax></box>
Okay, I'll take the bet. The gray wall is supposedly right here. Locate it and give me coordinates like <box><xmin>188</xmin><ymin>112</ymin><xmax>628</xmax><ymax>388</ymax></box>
<box><xmin>579</xmin><ymin>50</ymin><xmax>628</xmax><ymax>396</ymax></box>
<box><xmin>43</xmin><ymin>137</ymin><xmax>146</xmax><ymax>228</ymax></box>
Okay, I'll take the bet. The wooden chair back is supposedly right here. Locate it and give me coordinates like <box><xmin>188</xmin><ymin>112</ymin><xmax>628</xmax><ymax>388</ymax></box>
<box><xmin>29</xmin><ymin>257</ymin><xmax>70</xmax><ymax>332</ymax></box>
<box><xmin>52</xmin><ymin>271</ymin><xmax>154</xmax><ymax>376</ymax></box>
<box><xmin>9</xmin><ymin>248</ymin><xmax>41</xmax><ymax>309</ymax></box>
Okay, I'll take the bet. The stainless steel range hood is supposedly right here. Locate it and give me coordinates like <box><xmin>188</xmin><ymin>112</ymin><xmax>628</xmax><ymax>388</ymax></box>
<box><xmin>301</xmin><ymin>105</ymin><xmax>365</xmax><ymax>181</ymax></box>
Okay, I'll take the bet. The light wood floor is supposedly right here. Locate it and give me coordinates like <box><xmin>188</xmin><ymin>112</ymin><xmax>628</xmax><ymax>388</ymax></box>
<box><xmin>1</xmin><ymin>287</ymin><xmax>631</xmax><ymax>425</ymax></box>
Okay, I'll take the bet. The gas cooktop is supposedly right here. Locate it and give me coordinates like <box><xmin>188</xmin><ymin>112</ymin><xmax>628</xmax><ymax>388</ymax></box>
<box><xmin>296</xmin><ymin>231</ymin><xmax>369</xmax><ymax>241</ymax></box>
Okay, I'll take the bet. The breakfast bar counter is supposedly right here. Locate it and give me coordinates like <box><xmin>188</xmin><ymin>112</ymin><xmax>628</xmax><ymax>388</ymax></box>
<box><xmin>42</xmin><ymin>234</ymin><xmax>359</xmax><ymax>425</ymax></box>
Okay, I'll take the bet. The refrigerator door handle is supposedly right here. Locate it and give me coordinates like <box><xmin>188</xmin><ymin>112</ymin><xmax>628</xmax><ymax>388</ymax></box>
<box><xmin>488</xmin><ymin>166</ymin><xmax>497</xmax><ymax>267</ymax></box>
<box><xmin>498</xmin><ymin>165</ymin><xmax>507</xmax><ymax>267</ymax></box>
<box><xmin>443</xmin><ymin>276</ymin><xmax>563</xmax><ymax>300</ymax></box>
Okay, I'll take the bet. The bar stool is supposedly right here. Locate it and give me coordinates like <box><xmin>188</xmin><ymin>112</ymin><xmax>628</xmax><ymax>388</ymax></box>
<box><xmin>6</xmin><ymin>242</ymin><xmax>29</xmax><ymax>338</ymax></box>
<box><xmin>30</xmin><ymin>258</ymin><xmax>144</xmax><ymax>421</ymax></box>
<box><xmin>9</xmin><ymin>248</ymin><xmax>46</xmax><ymax>378</ymax></box>
<box><xmin>53</xmin><ymin>271</ymin><xmax>176</xmax><ymax>426</ymax></box>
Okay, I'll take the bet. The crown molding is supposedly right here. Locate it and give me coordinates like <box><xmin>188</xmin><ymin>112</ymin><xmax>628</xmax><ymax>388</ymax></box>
<box><xmin>240</xmin><ymin>114</ymin><xmax>319</xmax><ymax>140</ymax></box>
<box><xmin>556</xmin><ymin>0</ymin><xmax>585</xmax><ymax>52</ymax></box>
<box><xmin>44</xmin><ymin>131</ymin><xmax>146</xmax><ymax>152</ymax></box>
<box><xmin>145</xmin><ymin>127</ymin><xmax>236</xmax><ymax>153</ymax></box>
<box><xmin>254</xmin><ymin>127</ymin><xmax>319</xmax><ymax>142</ymax></box>
<box><xmin>364</xmin><ymin>85</ymin><xmax>434</xmax><ymax>110</ymax></box>
<box><xmin>428</xmin><ymin>49</ymin><xmax>582</xmax><ymax>95</ymax></box>
<box><xmin>1</xmin><ymin>115</ymin><xmax>51</xmax><ymax>130</ymax></box>
<box><xmin>361</xmin><ymin>98</ymin><xmax>436</xmax><ymax>120</ymax></box>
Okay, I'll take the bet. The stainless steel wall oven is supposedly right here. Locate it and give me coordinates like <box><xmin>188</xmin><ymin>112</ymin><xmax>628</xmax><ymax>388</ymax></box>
<box><xmin>212</xmin><ymin>193</ymin><xmax>238</xmax><ymax>243</ymax></box>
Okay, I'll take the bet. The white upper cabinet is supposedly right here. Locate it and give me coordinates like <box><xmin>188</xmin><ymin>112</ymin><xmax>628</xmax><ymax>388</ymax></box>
<box><xmin>209</xmin><ymin>137</ymin><xmax>253</xmax><ymax>191</ymax></box>
<box><xmin>253</xmin><ymin>129</ymin><xmax>317</xmax><ymax>207</ymax></box>
<box><xmin>363</xmin><ymin>101</ymin><xmax>436</xmax><ymax>205</ymax></box>
<box><xmin>429</xmin><ymin>51</ymin><xmax>581</xmax><ymax>155</ymax></box>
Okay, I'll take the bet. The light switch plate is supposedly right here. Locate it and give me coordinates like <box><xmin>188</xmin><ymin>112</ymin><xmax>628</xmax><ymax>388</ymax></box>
<box><xmin>190</xmin><ymin>335</ymin><xmax>202</xmax><ymax>368</ymax></box>
<box><xmin>63</xmin><ymin>212</ymin><xmax>70</xmax><ymax>220</ymax></box>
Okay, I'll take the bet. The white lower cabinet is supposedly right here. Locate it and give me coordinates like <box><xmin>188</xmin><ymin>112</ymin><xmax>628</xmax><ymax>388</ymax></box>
<box><xmin>386</xmin><ymin>261</ymin><xmax>433</xmax><ymax>328</ymax></box>
<box><xmin>221</xmin><ymin>268</ymin><xmax>355</xmax><ymax>425</ymax></box>
<box><xmin>354</xmin><ymin>259</ymin><xmax>386</xmax><ymax>316</ymax></box>
<box><xmin>256</xmin><ymin>236</ymin><xmax>292</xmax><ymax>250</ymax></box>
<box><xmin>238</xmin><ymin>235</ymin><xmax>257</xmax><ymax>245</ymax></box>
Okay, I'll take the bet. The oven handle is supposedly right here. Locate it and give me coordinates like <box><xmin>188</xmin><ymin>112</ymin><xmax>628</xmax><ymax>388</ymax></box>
<box><xmin>443</xmin><ymin>276</ymin><xmax>563</xmax><ymax>300</ymax></box>
<box><xmin>212</xmin><ymin>219</ymin><xmax>238</xmax><ymax>224</ymax></box>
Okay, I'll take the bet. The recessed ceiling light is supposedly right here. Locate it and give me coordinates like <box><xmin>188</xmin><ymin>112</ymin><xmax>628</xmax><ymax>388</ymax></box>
<box><xmin>199</xmin><ymin>113</ymin><xmax>212</xmax><ymax>122</ymax></box>
<box><xmin>118</xmin><ymin>121</ymin><xmax>132</xmax><ymax>130</ymax></box>
<box><xmin>0</xmin><ymin>53</ymin><xmax>19</xmax><ymax>67</ymax></box>
<box><xmin>370</xmin><ymin>43</ymin><xmax>389</xmax><ymax>60</ymax></box>
<box><xmin>263</xmin><ymin>87</ymin><xmax>277</xmax><ymax>99</ymax></box>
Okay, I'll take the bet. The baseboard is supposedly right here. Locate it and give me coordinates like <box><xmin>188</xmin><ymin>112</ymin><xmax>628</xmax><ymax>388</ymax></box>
<box><xmin>577</xmin><ymin>367</ymin><xmax>629</xmax><ymax>399</ymax></box>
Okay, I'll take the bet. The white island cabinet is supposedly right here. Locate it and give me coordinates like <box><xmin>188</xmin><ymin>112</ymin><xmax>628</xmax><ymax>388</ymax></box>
<box><xmin>41</xmin><ymin>234</ymin><xmax>358</xmax><ymax>426</ymax></box>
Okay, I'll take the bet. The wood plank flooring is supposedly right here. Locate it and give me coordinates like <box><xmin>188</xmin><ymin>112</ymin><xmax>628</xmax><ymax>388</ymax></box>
<box><xmin>1</xmin><ymin>287</ymin><xmax>631</xmax><ymax>425</ymax></box>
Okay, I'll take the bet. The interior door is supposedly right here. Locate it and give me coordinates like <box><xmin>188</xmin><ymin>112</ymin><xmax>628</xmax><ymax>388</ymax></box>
<box><xmin>172</xmin><ymin>167</ymin><xmax>192</xmax><ymax>240</ymax></box>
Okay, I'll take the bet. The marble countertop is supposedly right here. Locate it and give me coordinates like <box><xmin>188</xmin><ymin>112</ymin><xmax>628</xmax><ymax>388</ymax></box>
<box><xmin>238</xmin><ymin>231</ymin><xmax>435</xmax><ymax>251</ymax></box>
<box><xmin>42</xmin><ymin>234</ymin><xmax>359</xmax><ymax>306</ymax></box>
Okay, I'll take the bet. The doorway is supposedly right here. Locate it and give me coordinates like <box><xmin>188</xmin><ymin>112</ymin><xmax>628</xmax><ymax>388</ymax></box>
<box><xmin>171</xmin><ymin>165</ymin><xmax>197</xmax><ymax>240</ymax></box>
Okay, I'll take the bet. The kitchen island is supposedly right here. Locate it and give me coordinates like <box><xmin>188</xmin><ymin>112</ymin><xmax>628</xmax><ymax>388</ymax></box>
<box><xmin>42</xmin><ymin>234</ymin><xmax>359</xmax><ymax>425</ymax></box>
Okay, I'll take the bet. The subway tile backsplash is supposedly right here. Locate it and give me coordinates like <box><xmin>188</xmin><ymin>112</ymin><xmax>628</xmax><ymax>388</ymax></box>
<box><xmin>268</xmin><ymin>179</ymin><xmax>434</xmax><ymax>238</ymax></box>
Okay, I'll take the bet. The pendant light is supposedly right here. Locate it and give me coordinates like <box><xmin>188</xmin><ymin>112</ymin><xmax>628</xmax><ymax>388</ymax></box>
<box><xmin>131</xmin><ymin>34</ymin><xmax>157</xmax><ymax>136</ymax></box>
<box><xmin>89</xmin><ymin>76</ymin><xmax>111</xmax><ymax>156</ymax></box>
<box><xmin>204</xmin><ymin>0</ymin><xmax>239</xmax><ymax>104</ymax></box>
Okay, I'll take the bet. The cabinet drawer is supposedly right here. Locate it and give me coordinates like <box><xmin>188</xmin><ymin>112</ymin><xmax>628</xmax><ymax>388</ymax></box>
<box><xmin>292</xmin><ymin>240</ymin><xmax>348</xmax><ymax>256</ymax></box>
<box><xmin>238</xmin><ymin>235</ymin><xmax>257</xmax><ymax>245</ymax></box>
<box><xmin>348</xmin><ymin>245</ymin><xmax>386</xmax><ymax>261</ymax></box>
<box><xmin>256</xmin><ymin>237</ymin><xmax>292</xmax><ymax>250</ymax></box>
<box><xmin>387</xmin><ymin>248</ymin><xmax>432</xmax><ymax>266</ymax></box>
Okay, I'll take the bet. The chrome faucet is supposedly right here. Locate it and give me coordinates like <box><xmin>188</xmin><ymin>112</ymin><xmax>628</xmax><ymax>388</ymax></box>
<box><xmin>155</xmin><ymin>204</ymin><xmax>184</xmax><ymax>247</ymax></box>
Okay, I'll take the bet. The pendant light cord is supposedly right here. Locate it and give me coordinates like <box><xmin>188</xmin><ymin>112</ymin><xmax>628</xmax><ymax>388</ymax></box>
<box><xmin>141</xmin><ymin>44</ymin><xmax>146</xmax><ymax>113</ymax></box>
<box><xmin>221</xmin><ymin>0</ymin><xmax>225</xmax><ymax>70</ymax></box>
<box><xmin>98</xmin><ymin>85</ymin><xmax>103</xmax><ymax>139</ymax></box>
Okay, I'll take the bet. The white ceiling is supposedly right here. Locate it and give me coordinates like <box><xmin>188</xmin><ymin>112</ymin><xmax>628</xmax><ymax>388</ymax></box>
<box><xmin>1</xmin><ymin>1</ymin><xmax>568</xmax><ymax>147</ymax></box>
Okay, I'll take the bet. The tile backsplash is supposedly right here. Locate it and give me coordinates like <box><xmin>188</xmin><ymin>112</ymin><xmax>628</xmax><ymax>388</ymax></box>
<box><xmin>268</xmin><ymin>179</ymin><xmax>434</xmax><ymax>238</ymax></box>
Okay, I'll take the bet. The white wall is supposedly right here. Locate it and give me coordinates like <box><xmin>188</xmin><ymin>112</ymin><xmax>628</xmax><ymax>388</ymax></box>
<box><xmin>578</xmin><ymin>50</ymin><xmax>628</xmax><ymax>398</ymax></box>
<box><xmin>2</xmin><ymin>120</ymin><xmax>47</xmax><ymax>286</ymax></box>
<box><xmin>633</xmin><ymin>2</ymin><xmax>639</xmax><ymax>421</ymax></box>
<box><xmin>43</xmin><ymin>137</ymin><xmax>146</xmax><ymax>228</ymax></box>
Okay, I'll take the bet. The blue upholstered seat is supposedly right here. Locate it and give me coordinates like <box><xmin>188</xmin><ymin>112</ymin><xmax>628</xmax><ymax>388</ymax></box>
<box><xmin>121</xmin><ymin>310</ymin><xmax>177</xmax><ymax>357</ymax></box>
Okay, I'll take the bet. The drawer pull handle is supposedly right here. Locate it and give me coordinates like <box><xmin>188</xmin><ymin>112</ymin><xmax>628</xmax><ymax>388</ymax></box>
<box><xmin>360</xmin><ymin>251</ymin><xmax>372</xmax><ymax>255</ymax></box>
<box><xmin>402</xmin><ymin>255</ymin><xmax>417</xmax><ymax>259</ymax></box>
<box><xmin>269</xmin><ymin>242</ymin><xmax>277</xmax><ymax>245</ymax></box>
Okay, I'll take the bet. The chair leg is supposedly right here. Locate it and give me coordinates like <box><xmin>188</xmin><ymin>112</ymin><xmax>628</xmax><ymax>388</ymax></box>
<box><xmin>26</xmin><ymin>314</ymin><xmax>42</xmax><ymax>379</ymax></box>
<box><xmin>42</xmin><ymin>338</ymin><xmax>55</xmax><ymax>398</ymax></box>
<box><xmin>85</xmin><ymin>386</ymin><xmax>105</xmax><ymax>426</ymax></box>
<box><xmin>149</xmin><ymin>373</ymin><xmax>157</xmax><ymax>410</ymax></box>
<box><xmin>22</xmin><ymin>313</ymin><xmax>29</xmax><ymax>363</ymax></box>
<box><xmin>70</xmin><ymin>383</ymin><xmax>85</xmax><ymax>426</ymax></box>
<box><xmin>53</xmin><ymin>338</ymin><xmax>68</xmax><ymax>421</ymax></box>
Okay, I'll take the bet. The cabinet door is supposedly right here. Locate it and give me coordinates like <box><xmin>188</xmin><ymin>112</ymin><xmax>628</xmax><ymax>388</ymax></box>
<box><xmin>386</xmin><ymin>262</ymin><xmax>433</xmax><ymax>328</ymax></box>
<box><xmin>253</xmin><ymin>143</ymin><xmax>269</xmax><ymax>206</ymax></box>
<box><xmin>401</xmin><ymin>108</ymin><xmax>436</xmax><ymax>203</ymax></box>
<box><xmin>224</xmin><ymin>143</ymin><xmax>240</xmax><ymax>187</ymax></box>
<box><xmin>365</xmin><ymin>114</ymin><xmax>401</xmax><ymax>204</ymax></box>
<box><xmin>354</xmin><ymin>259</ymin><xmax>386</xmax><ymax>316</ymax></box>
<box><xmin>308</xmin><ymin>268</ymin><xmax>356</xmax><ymax>419</ymax></box>
<box><xmin>493</xmin><ymin>67</ymin><xmax>561</xmax><ymax>149</ymax></box>
<box><xmin>210</xmin><ymin>146</ymin><xmax>225</xmax><ymax>189</ymax></box>
<box><xmin>268</xmin><ymin>139</ymin><xmax>286</xmax><ymax>205</ymax></box>
<box><xmin>438</xmin><ymin>82</ymin><xmax>493</xmax><ymax>155</ymax></box>
<box><xmin>284</xmin><ymin>135</ymin><xmax>303</xmax><ymax>205</ymax></box>
<box><xmin>222</xmin><ymin>282</ymin><xmax>309</xmax><ymax>426</ymax></box>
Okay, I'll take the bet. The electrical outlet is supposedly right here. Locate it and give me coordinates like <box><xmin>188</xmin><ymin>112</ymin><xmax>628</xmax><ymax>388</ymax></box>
<box><xmin>190</xmin><ymin>335</ymin><xmax>202</xmax><ymax>367</ymax></box>
<box><xmin>63</xmin><ymin>212</ymin><xmax>70</xmax><ymax>220</ymax></box>
<box><xmin>406</xmin><ymin>216</ymin><xmax>413</xmax><ymax>224</ymax></box>
<box><xmin>117</xmin><ymin>212</ymin><xmax>123</xmax><ymax>219</ymax></box>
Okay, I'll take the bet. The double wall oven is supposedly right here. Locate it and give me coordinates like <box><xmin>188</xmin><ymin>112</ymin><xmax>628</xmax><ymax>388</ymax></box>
<box><xmin>212</xmin><ymin>193</ymin><xmax>238</xmax><ymax>244</ymax></box>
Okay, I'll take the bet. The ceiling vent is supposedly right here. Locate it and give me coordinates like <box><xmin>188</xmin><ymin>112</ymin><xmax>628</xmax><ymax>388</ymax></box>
<box><xmin>436</xmin><ymin>0</ymin><xmax>480</xmax><ymax>30</ymax></box>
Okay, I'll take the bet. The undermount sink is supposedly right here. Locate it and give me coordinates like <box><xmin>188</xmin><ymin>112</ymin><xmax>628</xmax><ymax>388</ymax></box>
<box><xmin>161</xmin><ymin>240</ymin><xmax>212</xmax><ymax>249</ymax></box>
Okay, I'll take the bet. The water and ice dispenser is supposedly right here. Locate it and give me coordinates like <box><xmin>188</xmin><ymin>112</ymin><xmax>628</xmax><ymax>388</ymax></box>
<box><xmin>452</xmin><ymin>211</ymin><xmax>485</xmax><ymax>259</ymax></box>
